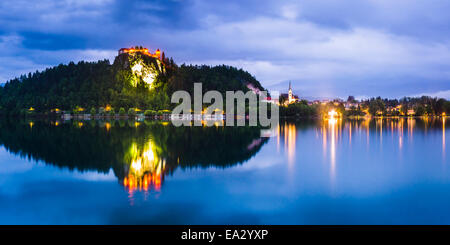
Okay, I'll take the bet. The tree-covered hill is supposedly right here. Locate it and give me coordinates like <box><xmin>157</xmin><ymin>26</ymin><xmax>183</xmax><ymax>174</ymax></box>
<box><xmin>0</xmin><ymin>51</ymin><xmax>266</xmax><ymax>115</ymax></box>
<box><xmin>168</xmin><ymin>64</ymin><xmax>264</xmax><ymax>96</ymax></box>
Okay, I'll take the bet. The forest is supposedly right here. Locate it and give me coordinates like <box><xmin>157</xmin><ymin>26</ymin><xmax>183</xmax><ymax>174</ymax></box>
<box><xmin>0</xmin><ymin>51</ymin><xmax>265</xmax><ymax>116</ymax></box>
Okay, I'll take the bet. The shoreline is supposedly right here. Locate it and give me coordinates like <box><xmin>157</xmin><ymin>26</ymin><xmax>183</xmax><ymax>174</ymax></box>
<box><xmin>2</xmin><ymin>114</ymin><xmax>447</xmax><ymax>121</ymax></box>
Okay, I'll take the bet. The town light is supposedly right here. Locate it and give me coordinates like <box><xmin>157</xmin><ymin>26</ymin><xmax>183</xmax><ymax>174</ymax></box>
<box><xmin>328</xmin><ymin>109</ymin><xmax>338</xmax><ymax>119</ymax></box>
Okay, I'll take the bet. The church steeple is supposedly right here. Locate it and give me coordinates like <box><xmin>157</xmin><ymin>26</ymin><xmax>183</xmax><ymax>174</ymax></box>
<box><xmin>288</xmin><ymin>81</ymin><xmax>293</xmax><ymax>103</ymax></box>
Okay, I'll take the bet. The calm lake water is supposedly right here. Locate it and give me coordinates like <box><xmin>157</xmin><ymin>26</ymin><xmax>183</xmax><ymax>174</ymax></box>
<box><xmin>0</xmin><ymin>117</ymin><xmax>448</xmax><ymax>224</ymax></box>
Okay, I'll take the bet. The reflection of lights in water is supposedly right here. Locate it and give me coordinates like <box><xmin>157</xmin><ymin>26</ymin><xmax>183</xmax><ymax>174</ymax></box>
<box><xmin>322</xmin><ymin>123</ymin><xmax>327</xmax><ymax>157</ymax></box>
<box><xmin>321</xmin><ymin>118</ymin><xmax>340</xmax><ymax>184</ymax></box>
<box><xmin>349</xmin><ymin>122</ymin><xmax>352</xmax><ymax>145</ymax></box>
<box><xmin>29</xmin><ymin>122</ymin><xmax>34</xmax><ymax>129</ymax></box>
<box><xmin>329</xmin><ymin>118</ymin><xmax>337</xmax><ymax>179</ymax></box>
<box><xmin>362</xmin><ymin>118</ymin><xmax>370</xmax><ymax>146</ymax></box>
<box><xmin>328</xmin><ymin>118</ymin><xmax>337</xmax><ymax>125</ymax></box>
<box><xmin>321</xmin><ymin>118</ymin><xmax>344</xmax><ymax>185</ymax></box>
<box><xmin>398</xmin><ymin>118</ymin><xmax>404</xmax><ymax>150</ymax></box>
<box><xmin>390</xmin><ymin>120</ymin><xmax>394</xmax><ymax>137</ymax></box>
<box><xmin>123</xmin><ymin>141</ymin><xmax>166</xmax><ymax>198</ymax></box>
<box><xmin>105</xmin><ymin>122</ymin><xmax>111</xmax><ymax>131</ymax></box>
<box><xmin>407</xmin><ymin>117</ymin><xmax>415</xmax><ymax>141</ymax></box>
<box><xmin>278</xmin><ymin>123</ymin><xmax>296</xmax><ymax>168</ymax></box>
<box><xmin>286</xmin><ymin>123</ymin><xmax>296</xmax><ymax>168</ymax></box>
<box><xmin>276</xmin><ymin>124</ymin><xmax>280</xmax><ymax>153</ymax></box>
<box><xmin>444</xmin><ymin>117</ymin><xmax>446</xmax><ymax>158</ymax></box>
<box><xmin>378</xmin><ymin>117</ymin><xmax>383</xmax><ymax>145</ymax></box>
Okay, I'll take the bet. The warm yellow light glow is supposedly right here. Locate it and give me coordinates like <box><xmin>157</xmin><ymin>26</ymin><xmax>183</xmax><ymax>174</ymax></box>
<box><xmin>444</xmin><ymin>117</ymin><xmax>446</xmax><ymax>157</ymax></box>
<box><xmin>328</xmin><ymin>110</ymin><xmax>338</xmax><ymax>119</ymax></box>
<box><xmin>142</xmin><ymin>73</ymin><xmax>156</xmax><ymax>86</ymax></box>
<box><xmin>28</xmin><ymin>107</ymin><xmax>35</xmax><ymax>111</ymax></box>
<box><xmin>131</xmin><ymin>61</ymin><xmax>143</xmax><ymax>75</ymax></box>
<box><xmin>131</xmin><ymin>61</ymin><xmax>156</xmax><ymax>87</ymax></box>
<box><xmin>120</xmin><ymin>47</ymin><xmax>163</xmax><ymax>61</ymax></box>
<box><xmin>124</xmin><ymin>140</ymin><xmax>165</xmax><ymax>193</ymax></box>
<box><xmin>329</xmin><ymin>118</ymin><xmax>337</xmax><ymax>180</ymax></box>
<box><xmin>105</xmin><ymin>105</ymin><xmax>112</xmax><ymax>112</ymax></box>
<box><xmin>286</xmin><ymin>123</ymin><xmax>296</xmax><ymax>169</ymax></box>
<box><xmin>130</xmin><ymin>158</ymin><xmax>142</xmax><ymax>174</ymax></box>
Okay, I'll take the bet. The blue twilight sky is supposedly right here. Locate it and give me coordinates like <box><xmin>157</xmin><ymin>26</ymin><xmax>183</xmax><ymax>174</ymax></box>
<box><xmin>0</xmin><ymin>0</ymin><xmax>450</xmax><ymax>99</ymax></box>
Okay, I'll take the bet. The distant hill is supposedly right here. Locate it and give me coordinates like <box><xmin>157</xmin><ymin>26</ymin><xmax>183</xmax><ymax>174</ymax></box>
<box><xmin>0</xmin><ymin>48</ymin><xmax>266</xmax><ymax>115</ymax></box>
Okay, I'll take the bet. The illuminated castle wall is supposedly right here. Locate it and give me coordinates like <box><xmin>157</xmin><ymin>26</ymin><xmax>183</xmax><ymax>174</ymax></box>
<box><xmin>118</xmin><ymin>47</ymin><xmax>163</xmax><ymax>60</ymax></box>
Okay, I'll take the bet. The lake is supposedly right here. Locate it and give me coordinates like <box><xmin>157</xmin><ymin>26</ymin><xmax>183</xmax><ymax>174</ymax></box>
<box><xmin>0</xmin><ymin>117</ymin><xmax>448</xmax><ymax>224</ymax></box>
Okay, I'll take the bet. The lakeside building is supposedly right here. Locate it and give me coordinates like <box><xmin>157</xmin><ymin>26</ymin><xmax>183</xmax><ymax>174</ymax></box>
<box><xmin>344</xmin><ymin>102</ymin><xmax>359</xmax><ymax>110</ymax></box>
<box><xmin>386</xmin><ymin>105</ymin><xmax>402</xmax><ymax>113</ymax></box>
<box><xmin>280</xmin><ymin>82</ymin><xmax>299</xmax><ymax>106</ymax></box>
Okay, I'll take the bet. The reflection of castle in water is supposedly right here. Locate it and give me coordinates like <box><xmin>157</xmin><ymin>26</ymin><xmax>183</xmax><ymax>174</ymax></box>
<box><xmin>0</xmin><ymin>119</ymin><xmax>268</xmax><ymax>195</ymax></box>
<box><xmin>122</xmin><ymin>141</ymin><xmax>165</xmax><ymax>192</ymax></box>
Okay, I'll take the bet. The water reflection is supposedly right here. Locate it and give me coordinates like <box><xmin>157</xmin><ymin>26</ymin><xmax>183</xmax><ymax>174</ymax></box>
<box><xmin>0</xmin><ymin>119</ymin><xmax>268</xmax><ymax>198</ymax></box>
<box><xmin>279</xmin><ymin>117</ymin><xmax>448</xmax><ymax>184</ymax></box>
<box><xmin>444</xmin><ymin>117</ymin><xmax>446</xmax><ymax>158</ymax></box>
<box><xmin>328</xmin><ymin>118</ymin><xmax>339</xmax><ymax>180</ymax></box>
<box><xmin>123</xmin><ymin>141</ymin><xmax>165</xmax><ymax>194</ymax></box>
<box><xmin>0</xmin><ymin>117</ymin><xmax>448</xmax><ymax>204</ymax></box>
<box><xmin>1</xmin><ymin>117</ymin><xmax>448</xmax><ymax>224</ymax></box>
<box><xmin>278</xmin><ymin>122</ymin><xmax>297</xmax><ymax>169</ymax></box>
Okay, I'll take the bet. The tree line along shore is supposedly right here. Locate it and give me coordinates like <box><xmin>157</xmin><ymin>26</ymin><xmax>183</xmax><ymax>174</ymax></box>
<box><xmin>0</xmin><ymin>48</ymin><xmax>448</xmax><ymax>120</ymax></box>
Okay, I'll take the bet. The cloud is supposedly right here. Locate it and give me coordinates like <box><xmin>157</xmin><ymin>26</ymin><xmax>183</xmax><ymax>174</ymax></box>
<box><xmin>0</xmin><ymin>33</ymin><xmax>115</xmax><ymax>82</ymax></box>
<box><xmin>176</xmin><ymin>16</ymin><xmax>450</xmax><ymax>98</ymax></box>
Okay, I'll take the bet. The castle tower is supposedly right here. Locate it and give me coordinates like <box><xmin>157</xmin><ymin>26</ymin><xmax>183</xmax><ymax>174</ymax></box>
<box><xmin>155</xmin><ymin>49</ymin><xmax>161</xmax><ymax>59</ymax></box>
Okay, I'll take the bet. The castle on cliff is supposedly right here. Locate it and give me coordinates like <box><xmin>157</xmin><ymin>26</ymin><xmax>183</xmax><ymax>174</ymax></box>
<box><xmin>118</xmin><ymin>46</ymin><xmax>165</xmax><ymax>61</ymax></box>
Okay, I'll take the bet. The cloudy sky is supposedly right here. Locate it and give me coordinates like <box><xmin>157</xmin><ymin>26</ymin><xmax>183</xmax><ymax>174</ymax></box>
<box><xmin>1</xmin><ymin>0</ymin><xmax>450</xmax><ymax>99</ymax></box>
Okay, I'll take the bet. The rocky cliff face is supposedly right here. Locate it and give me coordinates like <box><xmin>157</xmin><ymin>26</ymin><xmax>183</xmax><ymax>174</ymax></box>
<box><xmin>113</xmin><ymin>52</ymin><xmax>166</xmax><ymax>89</ymax></box>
